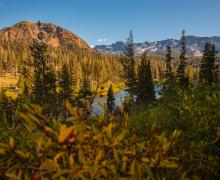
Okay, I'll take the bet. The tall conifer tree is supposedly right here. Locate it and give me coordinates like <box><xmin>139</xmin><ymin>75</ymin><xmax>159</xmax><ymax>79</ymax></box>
<box><xmin>176</xmin><ymin>30</ymin><xmax>188</xmax><ymax>87</ymax></box>
<box><xmin>44</xmin><ymin>68</ymin><xmax>57</xmax><ymax>115</ymax></box>
<box><xmin>200</xmin><ymin>42</ymin><xmax>217</xmax><ymax>85</ymax></box>
<box><xmin>59</xmin><ymin>63</ymin><xmax>72</xmax><ymax>102</ymax></box>
<box><xmin>165</xmin><ymin>45</ymin><xmax>172</xmax><ymax>79</ymax></box>
<box><xmin>121</xmin><ymin>31</ymin><xmax>137</xmax><ymax>99</ymax></box>
<box><xmin>78</xmin><ymin>76</ymin><xmax>93</xmax><ymax>111</ymax></box>
<box><xmin>30</xmin><ymin>29</ymin><xmax>50</xmax><ymax>104</ymax></box>
<box><xmin>106</xmin><ymin>85</ymin><xmax>115</xmax><ymax>114</ymax></box>
<box><xmin>137</xmin><ymin>52</ymin><xmax>155</xmax><ymax>103</ymax></box>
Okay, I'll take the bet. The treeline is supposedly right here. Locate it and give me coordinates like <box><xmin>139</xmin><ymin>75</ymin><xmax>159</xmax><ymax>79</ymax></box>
<box><xmin>0</xmin><ymin>29</ymin><xmax>205</xmax><ymax>89</ymax></box>
<box><xmin>0</xmin><ymin>37</ymin><xmax>122</xmax><ymax>90</ymax></box>
<box><xmin>0</xmin><ymin>37</ymin><xmax>169</xmax><ymax>85</ymax></box>
<box><xmin>0</xmin><ymin>26</ymin><xmax>123</xmax><ymax>122</ymax></box>
<box><xmin>120</xmin><ymin>30</ymin><xmax>219</xmax><ymax>103</ymax></box>
<box><xmin>0</xmin><ymin>31</ymin><xmax>119</xmax><ymax>119</ymax></box>
<box><xmin>0</xmin><ymin>29</ymin><xmax>219</xmax><ymax>121</ymax></box>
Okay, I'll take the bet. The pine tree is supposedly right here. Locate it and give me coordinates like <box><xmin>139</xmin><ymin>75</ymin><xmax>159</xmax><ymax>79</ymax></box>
<box><xmin>45</xmin><ymin>69</ymin><xmax>57</xmax><ymax>101</ymax></box>
<box><xmin>81</xmin><ymin>78</ymin><xmax>92</xmax><ymax>98</ymax></box>
<box><xmin>200</xmin><ymin>42</ymin><xmax>217</xmax><ymax>85</ymax></box>
<box><xmin>212</xmin><ymin>44</ymin><xmax>219</xmax><ymax>85</ymax></box>
<box><xmin>30</xmin><ymin>30</ymin><xmax>50</xmax><ymax>105</ymax></box>
<box><xmin>165</xmin><ymin>45</ymin><xmax>172</xmax><ymax>79</ymax></box>
<box><xmin>120</xmin><ymin>31</ymin><xmax>137</xmax><ymax>99</ymax></box>
<box><xmin>59</xmin><ymin>63</ymin><xmax>72</xmax><ymax>102</ymax></box>
<box><xmin>106</xmin><ymin>85</ymin><xmax>115</xmax><ymax>114</ymax></box>
<box><xmin>78</xmin><ymin>76</ymin><xmax>93</xmax><ymax>111</ymax></box>
<box><xmin>42</xmin><ymin>68</ymin><xmax>58</xmax><ymax>116</ymax></box>
<box><xmin>69</xmin><ymin>59</ymin><xmax>78</xmax><ymax>90</ymax></box>
<box><xmin>136</xmin><ymin>52</ymin><xmax>155</xmax><ymax>103</ymax></box>
<box><xmin>176</xmin><ymin>30</ymin><xmax>188</xmax><ymax>87</ymax></box>
<box><xmin>163</xmin><ymin>46</ymin><xmax>177</xmax><ymax>96</ymax></box>
<box><xmin>18</xmin><ymin>65</ymin><xmax>29</xmax><ymax>96</ymax></box>
<box><xmin>79</xmin><ymin>77</ymin><xmax>92</xmax><ymax>101</ymax></box>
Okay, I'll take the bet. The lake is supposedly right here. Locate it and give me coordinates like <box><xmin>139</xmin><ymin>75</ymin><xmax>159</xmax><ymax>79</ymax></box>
<box><xmin>92</xmin><ymin>84</ymin><xmax>162</xmax><ymax>115</ymax></box>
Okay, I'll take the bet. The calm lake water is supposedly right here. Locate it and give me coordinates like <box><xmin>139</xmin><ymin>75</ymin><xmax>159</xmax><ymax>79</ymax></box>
<box><xmin>92</xmin><ymin>84</ymin><xmax>162</xmax><ymax>115</ymax></box>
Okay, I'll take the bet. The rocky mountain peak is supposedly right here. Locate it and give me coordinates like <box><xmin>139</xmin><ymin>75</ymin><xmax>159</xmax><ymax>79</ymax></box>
<box><xmin>0</xmin><ymin>21</ymin><xmax>92</xmax><ymax>51</ymax></box>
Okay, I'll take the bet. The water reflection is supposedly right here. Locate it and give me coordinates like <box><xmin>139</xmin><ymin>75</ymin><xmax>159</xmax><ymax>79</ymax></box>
<box><xmin>92</xmin><ymin>85</ymin><xmax>162</xmax><ymax>115</ymax></box>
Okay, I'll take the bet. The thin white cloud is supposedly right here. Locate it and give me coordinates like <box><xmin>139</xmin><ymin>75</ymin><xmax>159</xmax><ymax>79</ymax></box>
<box><xmin>97</xmin><ymin>38</ymin><xmax>108</xmax><ymax>42</ymax></box>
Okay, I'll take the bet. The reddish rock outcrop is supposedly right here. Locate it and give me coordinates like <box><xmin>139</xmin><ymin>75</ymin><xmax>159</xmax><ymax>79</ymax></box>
<box><xmin>0</xmin><ymin>21</ymin><xmax>91</xmax><ymax>51</ymax></box>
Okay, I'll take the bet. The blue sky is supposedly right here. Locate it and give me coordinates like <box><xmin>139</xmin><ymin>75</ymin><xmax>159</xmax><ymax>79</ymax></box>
<box><xmin>0</xmin><ymin>0</ymin><xmax>219</xmax><ymax>45</ymax></box>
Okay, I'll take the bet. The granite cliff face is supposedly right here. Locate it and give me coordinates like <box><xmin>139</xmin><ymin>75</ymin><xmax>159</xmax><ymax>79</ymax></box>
<box><xmin>0</xmin><ymin>21</ymin><xmax>91</xmax><ymax>51</ymax></box>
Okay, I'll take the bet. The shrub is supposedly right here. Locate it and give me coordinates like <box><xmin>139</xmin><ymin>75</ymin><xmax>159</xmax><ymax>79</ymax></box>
<box><xmin>0</xmin><ymin>101</ymin><xmax>181</xmax><ymax>179</ymax></box>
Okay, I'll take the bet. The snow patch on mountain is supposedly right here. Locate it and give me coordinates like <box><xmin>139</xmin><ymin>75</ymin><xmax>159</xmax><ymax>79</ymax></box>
<box><xmin>95</xmin><ymin>36</ymin><xmax>220</xmax><ymax>56</ymax></box>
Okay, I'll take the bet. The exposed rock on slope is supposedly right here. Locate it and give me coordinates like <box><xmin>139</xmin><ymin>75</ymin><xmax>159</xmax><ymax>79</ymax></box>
<box><xmin>0</xmin><ymin>21</ymin><xmax>91</xmax><ymax>51</ymax></box>
<box><xmin>95</xmin><ymin>36</ymin><xmax>220</xmax><ymax>56</ymax></box>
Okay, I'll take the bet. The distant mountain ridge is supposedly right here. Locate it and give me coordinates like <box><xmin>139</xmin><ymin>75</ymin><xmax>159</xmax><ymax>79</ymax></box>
<box><xmin>95</xmin><ymin>36</ymin><xmax>220</xmax><ymax>56</ymax></box>
<box><xmin>0</xmin><ymin>21</ymin><xmax>92</xmax><ymax>51</ymax></box>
